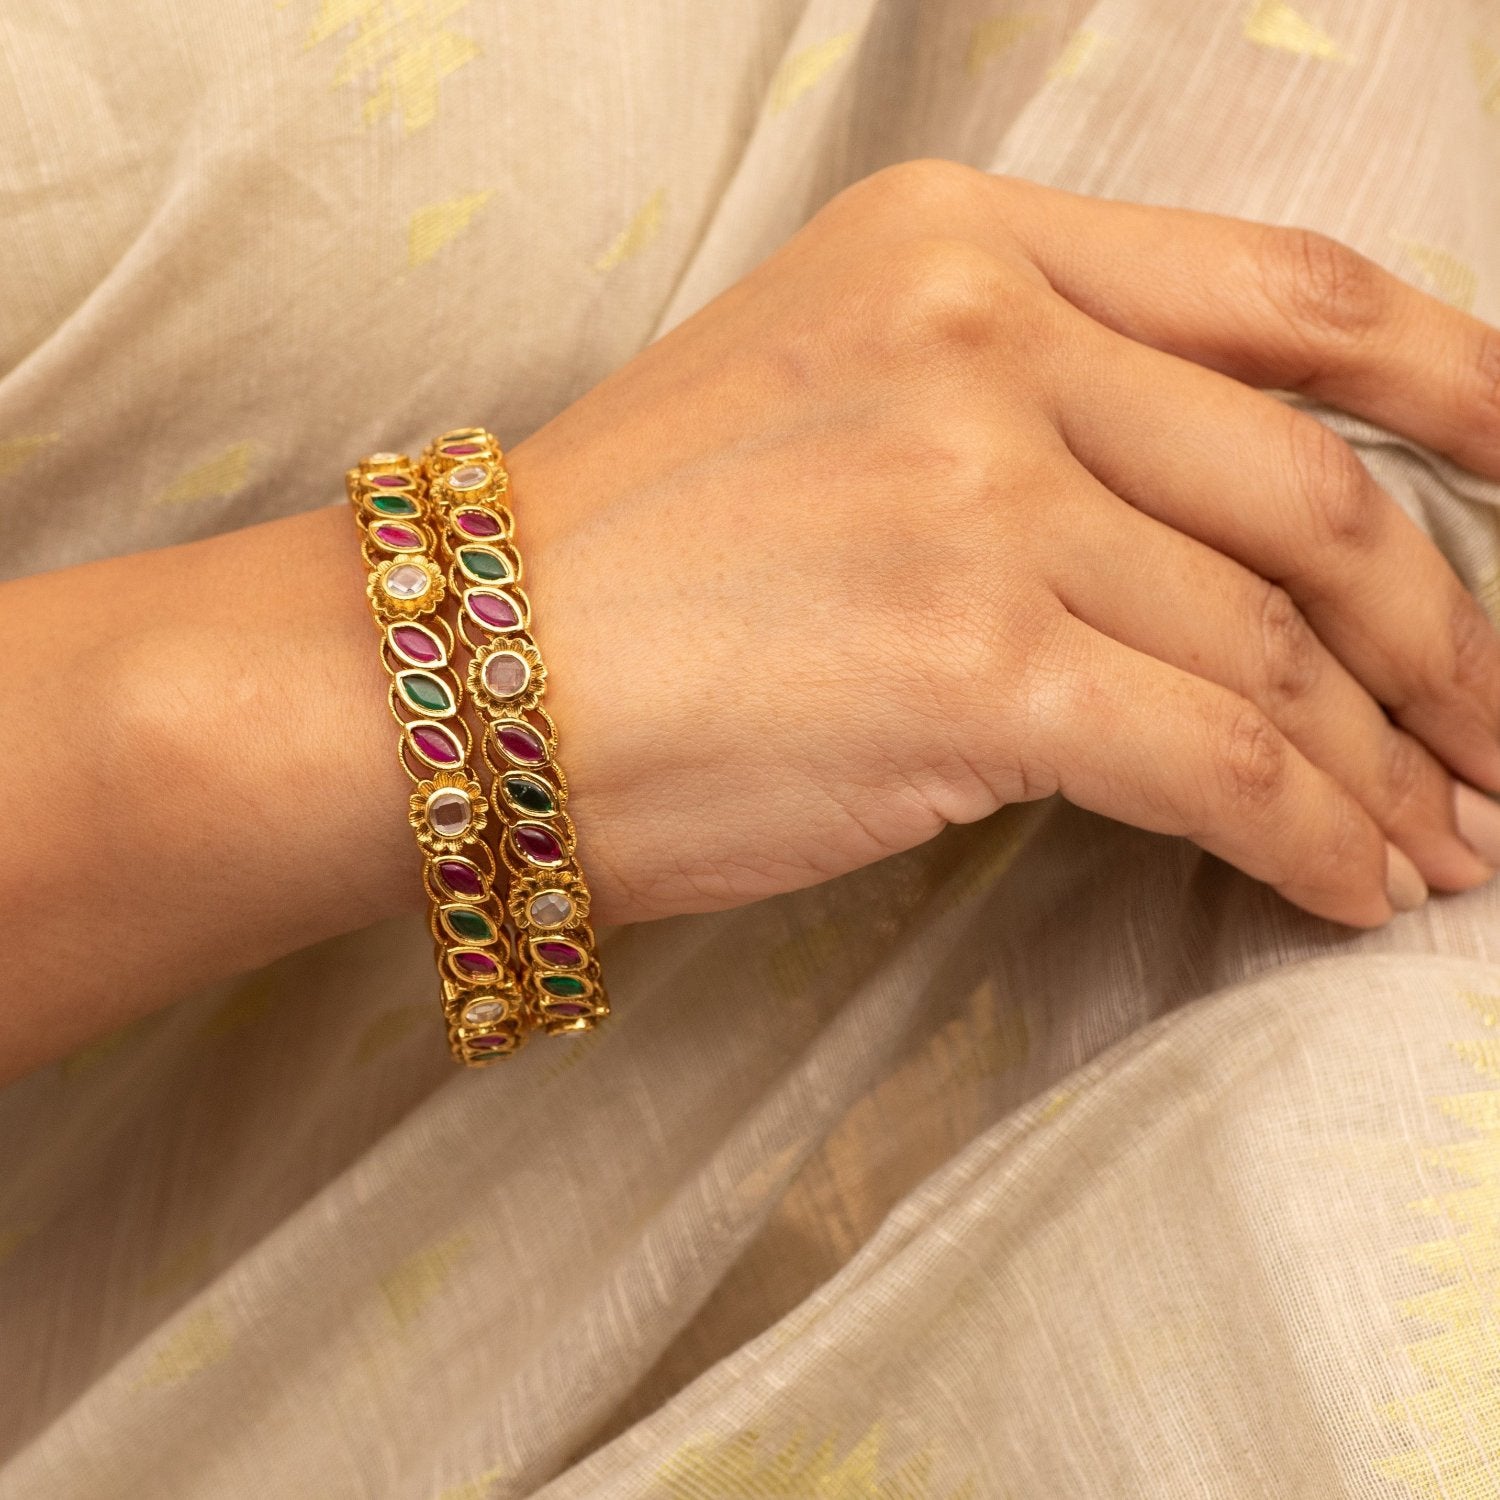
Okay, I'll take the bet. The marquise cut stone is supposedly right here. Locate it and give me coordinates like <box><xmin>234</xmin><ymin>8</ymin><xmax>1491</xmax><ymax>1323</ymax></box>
<box><xmin>373</xmin><ymin>522</ymin><xmax>422</xmax><ymax>550</ymax></box>
<box><xmin>513</xmin><ymin>822</ymin><xmax>565</xmax><ymax>866</ymax></box>
<box><xmin>539</xmin><ymin>974</ymin><xmax>587</xmax><ymax>998</ymax></box>
<box><xmin>465</xmin><ymin>590</ymin><xmax>521</xmax><ymax>631</ymax></box>
<box><xmin>454</xmin><ymin>508</ymin><xmax>502</xmax><ymax>538</ymax></box>
<box><xmin>459</xmin><ymin>547</ymin><xmax>509</xmax><ymax>582</ymax></box>
<box><xmin>543</xmin><ymin>1001</ymin><xmax>589</xmax><ymax>1017</ymax></box>
<box><xmin>501</xmin><ymin>774</ymin><xmax>554</xmax><ymax>816</ymax></box>
<box><xmin>408</xmin><ymin>722</ymin><xmax>462</xmax><ymax>767</ymax></box>
<box><xmin>534</xmin><ymin>939</ymin><xmax>584</xmax><ymax>967</ymax></box>
<box><xmin>398</xmin><ymin>671</ymin><xmax>453</xmax><ymax>715</ymax></box>
<box><xmin>437</xmin><ymin>859</ymin><xmax>484</xmax><ymax>898</ymax></box>
<box><xmin>462</xmin><ymin>998</ymin><xmax>506</xmax><ymax>1024</ymax></box>
<box><xmin>495</xmin><ymin>721</ymin><xmax>546</xmax><ymax>764</ymax></box>
<box><xmin>452</xmin><ymin>949</ymin><xmax>500</xmax><ymax>979</ymax></box>
<box><xmin>389</xmin><ymin>623</ymin><xmax>444</xmax><ymax>666</ymax></box>
<box><xmin>445</xmin><ymin>906</ymin><xmax>494</xmax><ymax>943</ymax></box>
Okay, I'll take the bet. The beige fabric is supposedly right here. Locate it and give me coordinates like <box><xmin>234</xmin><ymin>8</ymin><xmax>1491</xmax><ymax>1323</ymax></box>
<box><xmin>4</xmin><ymin>1</ymin><xmax>1500</xmax><ymax>1495</ymax></box>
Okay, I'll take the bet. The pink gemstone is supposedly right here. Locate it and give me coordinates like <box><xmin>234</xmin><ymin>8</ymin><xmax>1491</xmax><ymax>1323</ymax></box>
<box><xmin>409</xmin><ymin>723</ymin><xmax>461</xmax><ymax>766</ymax></box>
<box><xmin>373</xmin><ymin>522</ymin><xmax>422</xmax><ymax>549</ymax></box>
<box><xmin>466</xmin><ymin>590</ymin><xmax>520</xmax><ymax>630</ymax></box>
<box><xmin>534</xmin><ymin>939</ymin><xmax>583</xmax><ymax>967</ymax></box>
<box><xmin>468</xmin><ymin>1033</ymin><xmax>509</xmax><ymax>1050</ymax></box>
<box><xmin>371</xmin><ymin>475</ymin><xmax>410</xmax><ymax>488</ymax></box>
<box><xmin>437</xmin><ymin>860</ymin><xmax>484</xmax><ymax>898</ymax></box>
<box><xmin>441</xmin><ymin>442</ymin><xmax>483</xmax><ymax>456</ymax></box>
<box><xmin>496</xmin><ymin>722</ymin><xmax>546</xmax><ymax>764</ymax></box>
<box><xmin>513</xmin><ymin>822</ymin><xmax>565</xmax><ymax>866</ymax></box>
<box><xmin>543</xmin><ymin>1002</ymin><xmax>589</xmax><ymax>1017</ymax></box>
<box><xmin>390</xmin><ymin>623</ymin><xmax>443</xmax><ymax>666</ymax></box>
<box><xmin>455</xmin><ymin>509</ymin><xmax>502</xmax><ymax>538</ymax></box>
<box><xmin>453</xmin><ymin>950</ymin><xmax>499</xmax><ymax>977</ymax></box>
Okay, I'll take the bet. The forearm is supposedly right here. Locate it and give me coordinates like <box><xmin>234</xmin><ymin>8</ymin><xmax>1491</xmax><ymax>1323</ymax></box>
<box><xmin>0</xmin><ymin>503</ymin><xmax>421</xmax><ymax>1080</ymax></box>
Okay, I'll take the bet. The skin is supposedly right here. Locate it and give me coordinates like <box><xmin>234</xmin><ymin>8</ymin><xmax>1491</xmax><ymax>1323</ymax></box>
<box><xmin>7</xmin><ymin>160</ymin><xmax>1500</xmax><ymax>1082</ymax></box>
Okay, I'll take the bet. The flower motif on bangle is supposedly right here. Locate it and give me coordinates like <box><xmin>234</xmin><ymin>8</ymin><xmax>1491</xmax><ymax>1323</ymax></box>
<box><xmin>369</xmin><ymin>553</ymin><xmax>446</xmax><ymax>621</ymax></box>
<box><xmin>468</xmin><ymin>634</ymin><xmax>547</xmax><ymax>713</ymax></box>
<box><xmin>507</xmin><ymin>866</ymin><xmax>591</xmax><ymax>934</ymax></box>
<box><xmin>410</xmin><ymin>769</ymin><xmax>488</xmax><ymax>854</ymax></box>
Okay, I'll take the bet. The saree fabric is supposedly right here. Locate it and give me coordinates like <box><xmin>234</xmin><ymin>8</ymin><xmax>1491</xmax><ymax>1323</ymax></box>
<box><xmin>4</xmin><ymin>1</ymin><xmax>1500</xmax><ymax>1494</ymax></box>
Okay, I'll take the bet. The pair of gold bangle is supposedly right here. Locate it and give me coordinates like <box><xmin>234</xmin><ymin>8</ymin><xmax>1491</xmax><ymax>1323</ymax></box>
<box><xmin>346</xmin><ymin>428</ymin><xmax>607</xmax><ymax>1066</ymax></box>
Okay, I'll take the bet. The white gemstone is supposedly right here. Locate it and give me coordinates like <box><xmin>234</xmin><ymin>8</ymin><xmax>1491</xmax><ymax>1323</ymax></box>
<box><xmin>384</xmin><ymin>562</ymin><xmax>430</xmax><ymax>600</ymax></box>
<box><xmin>462</xmin><ymin>999</ymin><xmax>506</xmax><ymax>1025</ymax></box>
<box><xmin>426</xmin><ymin>789</ymin><xmax>471</xmax><ymax>837</ymax></box>
<box><xmin>448</xmin><ymin>464</ymin><xmax>489</xmax><ymax>491</ymax></box>
<box><xmin>368</xmin><ymin>452</ymin><xmax>402</xmax><ymax>464</ymax></box>
<box><xmin>483</xmin><ymin>651</ymin><xmax>530</xmax><ymax>697</ymax></box>
<box><xmin>529</xmin><ymin>890</ymin><xmax>573</xmax><ymax>927</ymax></box>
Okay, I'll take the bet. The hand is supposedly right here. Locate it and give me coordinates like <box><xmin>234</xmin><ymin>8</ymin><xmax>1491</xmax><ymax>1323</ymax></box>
<box><xmin>508</xmin><ymin>159</ymin><xmax>1500</xmax><ymax>930</ymax></box>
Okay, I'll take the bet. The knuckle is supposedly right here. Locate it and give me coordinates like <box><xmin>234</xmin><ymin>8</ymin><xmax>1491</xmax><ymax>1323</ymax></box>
<box><xmin>1379</xmin><ymin>728</ymin><xmax>1431</xmax><ymax>824</ymax></box>
<box><xmin>1262</xmin><ymin>226</ymin><xmax>1388</xmax><ymax>343</ymax></box>
<box><xmin>1442</xmin><ymin>586</ymin><xmax>1500</xmax><ymax>700</ymax></box>
<box><xmin>856</xmin><ymin>157</ymin><xmax>991</xmax><ymax>215</ymax></box>
<box><xmin>1285</xmin><ymin>414</ymin><xmax>1381</xmax><ymax>550</ymax></box>
<box><xmin>1471</xmin><ymin>324</ymin><xmax>1500</xmax><ymax>423</ymax></box>
<box><xmin>1218</xmin><ymin>705</ymin><xmax>1290</xmax><ymax>812</ymax></box>
<box><xmin>870</xmin><ymin>236</ymin><xmax>1015</xmax><ymax>355</ymax></box>
<box><xmin>1254</xmin><ymin>582</ymin><xmax>1322</xmax><ymax>708</ymax></box>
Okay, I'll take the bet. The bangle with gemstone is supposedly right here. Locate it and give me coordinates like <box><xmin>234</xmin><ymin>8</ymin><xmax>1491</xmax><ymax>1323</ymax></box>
<box><xmin>346</xmin><ymin>449</ymin><xmax>531</xmax><ymax>1065</ymax></box>
<box><xmin>421</xmin><ymin>428</ymin><xmax>610</xmax><ymax>1037</ymax></box>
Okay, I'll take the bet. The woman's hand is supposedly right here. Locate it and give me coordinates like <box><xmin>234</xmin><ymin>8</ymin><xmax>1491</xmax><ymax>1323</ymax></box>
<box><xmin>510</xmin><ymin>159</ymin><xmax>1500</xmax><ymax>930</ymax></box>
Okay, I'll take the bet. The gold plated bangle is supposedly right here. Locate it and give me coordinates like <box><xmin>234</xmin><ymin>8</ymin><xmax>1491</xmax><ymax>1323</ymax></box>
<box><xmin>421</xmin><ymin>428</ymin><xmax>611</xmax><ymax>1036</ymax></box>
<box><xmin>346</xmin><ymin>450</ymin><xmax>531</xmax><ymax>1065</ymax></box>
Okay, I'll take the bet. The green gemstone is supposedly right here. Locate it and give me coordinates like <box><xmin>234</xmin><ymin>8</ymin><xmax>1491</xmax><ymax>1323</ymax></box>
<box><xmin>398</xmin><ymin>671</ymin><xmax>453</xmax><ymax>715</ymax></box>
<box><xmin>370</xmin><ymin>493</ymin><xmax>419</xmax><ymax>517</ymax></box>
<box><xmin>539</xmin><ymin>974</ymin><xmax>586</xmax><ymax>998</ymax></box>
<box><xmin>502</xmin><ymin>774</ymin><xmax>555</xmax><ymax>816</ymax></box>
<box><xmin>446</xmin><ymin>907</ymin><xmax>495</xmax><ymax>943</ymax></box>
<box><xmin>458</xmin><ymin>547</ymin><xmax>510</xmax><ymax>582</ymax></box>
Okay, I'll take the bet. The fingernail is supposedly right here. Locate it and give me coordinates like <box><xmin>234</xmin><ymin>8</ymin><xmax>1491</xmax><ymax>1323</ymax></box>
<box><xmin>1453</xmin><ymin>780</ymin><xmax>1500</xmax><ymax>868</ymax></box>
<box><xmin>1385</xmin><ymin>841</ymin><xmax>1429</xmax><ymax>912</ymax></box>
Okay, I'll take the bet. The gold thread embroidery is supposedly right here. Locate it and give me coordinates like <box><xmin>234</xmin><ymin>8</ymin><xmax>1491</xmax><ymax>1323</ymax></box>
<box><xmin>1397</xmin><ymin>241</ymin><xmax>1478</xmax><ymax>312</ymax></box>
<box><xmin>965</xmin><ymin>13</ymin><xmax>1043</xmax><ymax>76</ymax></box>
<box><xmin>1243</xmin><ymin>0</ymin><xmax>1348</xmax><ymax>61</ymax></box>
<box><xmin>152</xmin><ymin>440</ymin><xmax>256</xmax><ymax>507</ymax></box>
<box><xmin>381</xmin><ymin>1231</ymin><xmax>473</xmax><ymax>1331</ymax></box>
<box><xmin>1472</xmin><ymin>39</ymin><xmax>1500</xmax><ymax>115</ymax></box>
<box><xmin>1047</xmin><ymin>28</ymin><xmax>1114</xmax><ymax>81</ymax></box>
<box><xmin>409</xmin><ymin>189</ymin><xmax>493</xmax><ymax>268</ymax></box>
<box><xmin>770</xmin><ymin>33</ymin><xmax>856</xmax><ymax>114</ymax></box>
<box><xmin>199</xmin><ymin>972</ymin><xmax>280</xmax><ymax>1039</ymax></box>
<box><xmin>304</xmin><ymin>0</ymin><xmax>480</xmax><ymax>134</ymax></box>
<box><xmin>0</xmin><ymin>434</ymin><xmax>59</xmax><ymax>479</ymax></box>
<box><xmin>656</xmin><ymin>1420</ymin><xmax>981</xmax><ymax>1498</ymax></box>
<box><xmin>131</xmin><ymin>1306</ymin><xmax>234</xmax><ymax>1389</ymax></box>
<box><xmin>595</xmin><ymin>187</ymin><xmax>666</xmax><ymax>272</ymax></box>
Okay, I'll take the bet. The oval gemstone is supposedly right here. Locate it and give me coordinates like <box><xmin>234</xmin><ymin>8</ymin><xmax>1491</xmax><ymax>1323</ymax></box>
<box><xmin>501</xmin><ymin>773</ymin><xmax>554</xmax><ymax>816</ymax></box>
<box><xmin>407</xmin><ymin>721</ymin><xmax>462</xmax><ymax>768</ymax></box>
<box><xmin>437</xmin><ymin>859</ymin><xmax>485</xmax><ymax>898</ymax></box>
<box><xmin>426</xmin><ymin>788</ymin><xmax>471</xmax><ymax>837</ymax></box>
<box><xmin>388</xmin><ymin>622</ymin><xmax>445</xmax><ymax>667</ymax></box>
<box><xmin>528</xmin><ymin>890</ymin><xmax>574</xmax><ymax>927</ymax></box>
<box><xmin>513</xmin><ymin>822</ymin><xmax>566</xmax><ymax>866</ymax></box>
<box><xmin>451</xmin><ymin>949</ymin><xmax>500</xmax><ymax>979</ymax></box>
<box><xmin>370</xmin><ymin>493</ymin><xmax>419</xmax><ymax>517</ymax></box>
<box><xmin>448</xmin><ymin>464</ymin><xmax>489</xmax><ymax>491</ymax></box>
<box><xmin>534</xmin><ymin>939</ymin><xmax>584</xmax><ymax>967</ymax></box>
<box><xmin>454</xmin><ymin>507</ymin><xmax>502</xmax><ymax>539</ymax></box>
<box><xmin>482</xmin><ymin>651</ymin><xmax>529</xmax><ymax>698</ymax></box>
<box><xmin>457</xmin><ymin>547</ymin><xmax>510</xmax><ymax>582</ymax></box>
<box><xmin>543</xmin><ymin>1001</ymin><xmax>590</xmax><ymax>1017</ymax></box>
<box><xmin>495</xmin><ymin>721</ymin><xmax>547</xmax><ymax>765</ymax></box>
<box><xmin>465</xmin><ymin>589</ymin><xmax>522</xmax><ymax>631</ymax></box>
<box><xmin>372</xmin><ymin>522</ymin><xmax>423</xmax><ymax>550</ymax></box>
<box><xmin>539</xmin><ymin>974</ymin><xmax>587</xmax><ymax>998</ymax></box>
<box><xmin>444</xmin><ymin>906</ymin><xmax>495</xmax><ymax>944</ymax></box>
<box><xmin>468</xmin><ymin>1033</ymin><xmax>510</xmax><ymax>1051</ymax></box>
<box><xmin>397</xmin><ymin>670</ymin><xmax>454</xmax><ymax>716</ymax></box>
<box><xmin>462</xmin><ymin>998</ymin><xmax>507</xmax><ymax>1025</ymax></box>
<box><xmin>441</xmin><ymin>442</ymin><xmax>484</xmax><ymax>456</ymax></box>
<box><xmin>371</xmin><ymin>474</ymin><xmax>411</xmax><ymax>489</ymax></box>
<box><xmin>383</xmin><ymin>563</ymin><xmax>431</xmax><ymax>601</ymax></box>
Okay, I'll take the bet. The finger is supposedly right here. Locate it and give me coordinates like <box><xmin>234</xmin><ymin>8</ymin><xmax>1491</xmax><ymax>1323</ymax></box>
<box><xmin>1041</xmin><ymin>307</ymin><xmax>1500</xmax><ymax>799</ymax></box>
<box><xmin>991</xmin><ymin>175</ymin><xmax>1500</xmax><ymax>478</ymax></box>
<box><xmin>1041</xmin><ymin>461</ymin><xmax>1495</xmax><ymax>893</ymax></box>
<box><xmin>1033</xmin><ymin>610</ymin><xmax>1425</xmax><ymax>927</ymax></box>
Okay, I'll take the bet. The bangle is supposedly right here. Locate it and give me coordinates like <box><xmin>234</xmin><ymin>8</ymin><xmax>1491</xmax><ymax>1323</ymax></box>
<box><xmin>421</xmin><ymin>428</ymin><xmax>611</xmax><ymax>1036</ymax></box>
<box><xmin>345</xmin><ymin>450</ymin><xmax>531</xmax><ymax>1066</ymax></box>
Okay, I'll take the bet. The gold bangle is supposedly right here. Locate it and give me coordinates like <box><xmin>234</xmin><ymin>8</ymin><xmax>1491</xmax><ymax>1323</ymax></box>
<box><xmin>421</xmin><ymin>428</ymin><xmax>611</xmax><ymax>1036</ymax></box>
<box><xmin>345</xmin><ymin>450</ymin><xmax>531</xmax><ymax>1065</ymax></box>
